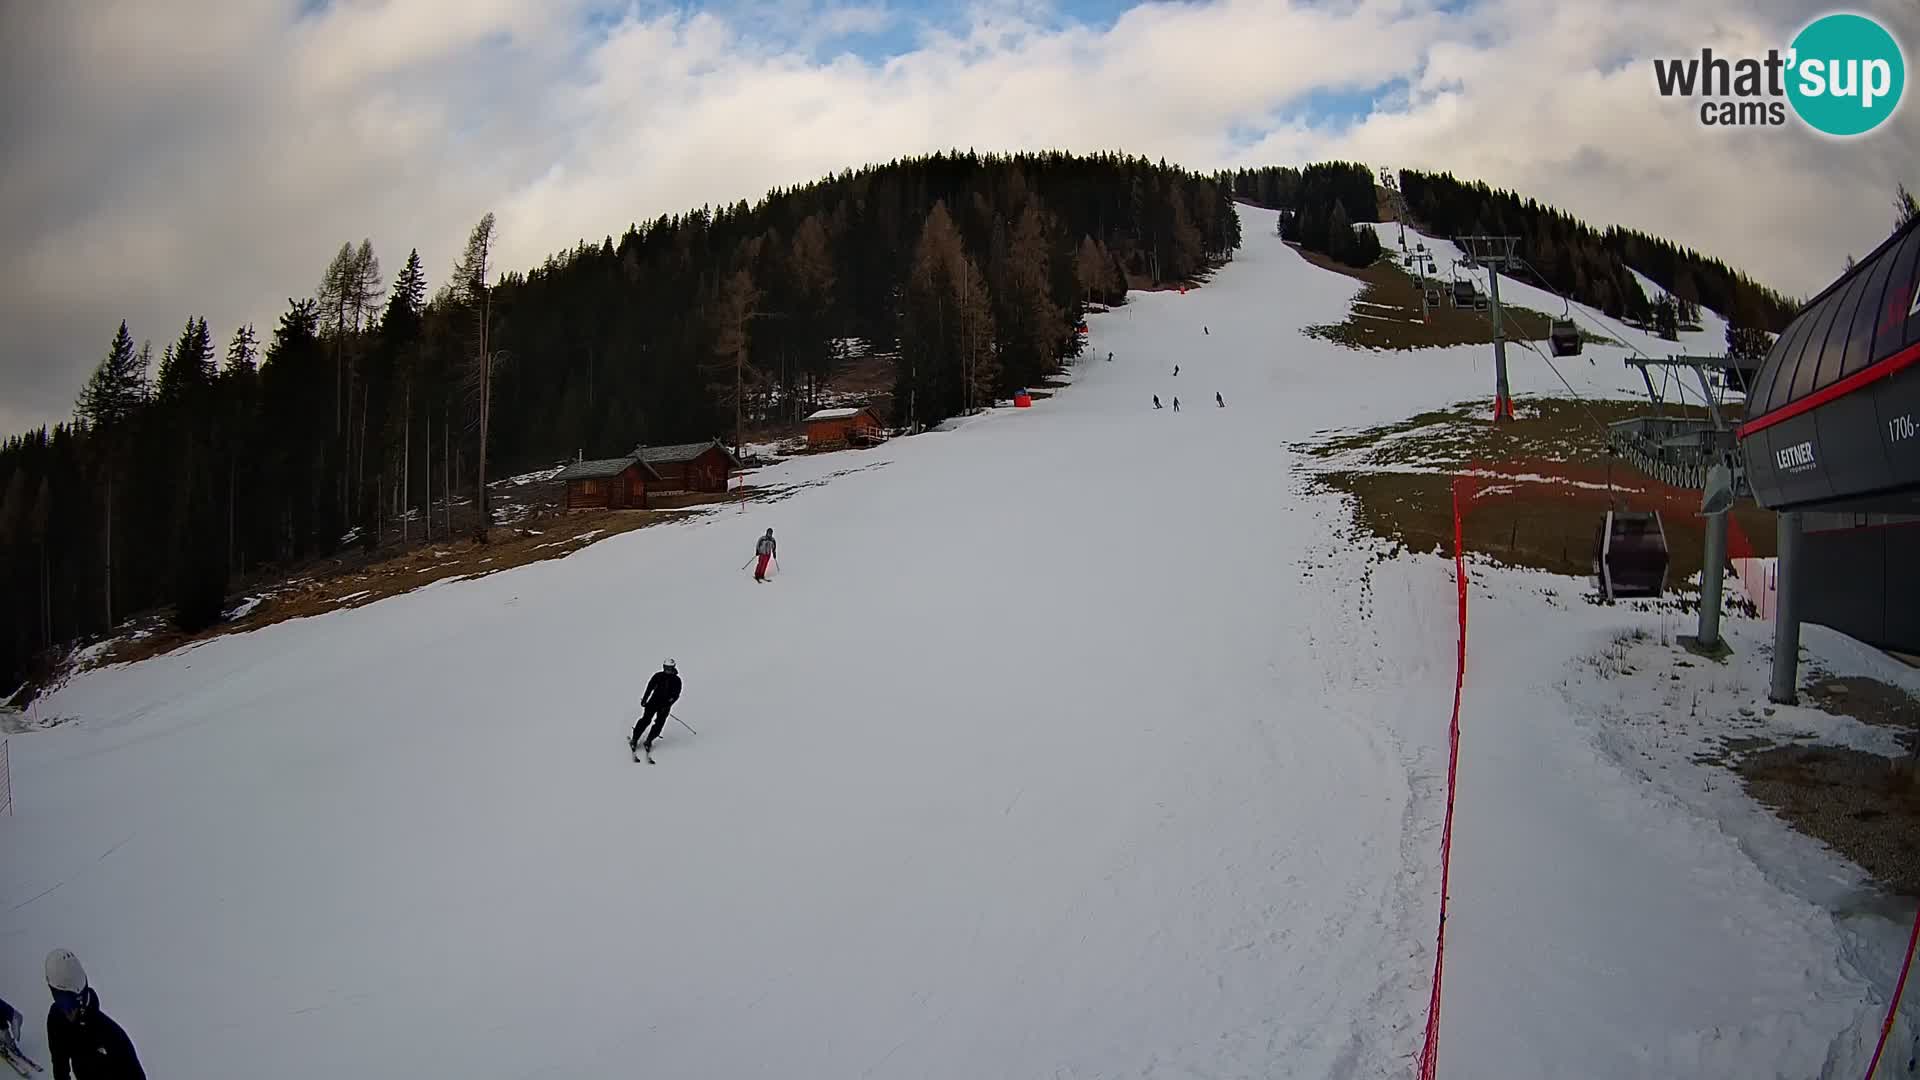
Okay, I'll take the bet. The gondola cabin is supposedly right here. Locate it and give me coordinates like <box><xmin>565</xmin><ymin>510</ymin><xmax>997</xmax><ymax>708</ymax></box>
<box><xmin>1550</xmin><ymin>319</ymin><xmax>1582</xmax><ymax>357</ymax></box>
<box><xmin>1452</xmin><ymin>280</ymin><xmax>1475</xmax><ymax>307</ymax></box>
<box><xmin>1592</xmin><ymin>510</ymin><xmax>1671</xmax><ymax>600</ymax></box>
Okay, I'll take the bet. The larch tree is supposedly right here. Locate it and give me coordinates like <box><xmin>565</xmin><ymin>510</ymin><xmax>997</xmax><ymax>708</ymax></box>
<box><xmin>451</xmin><ymin>213</ymin><xmax>498</xmax><ymax>542</ymax></box>
<box><xmin>705</xmin><ymin>268</ymin><xmax>761</xmax><ymax>457</ymax></box>
<box><xmin>999</xmin><ymin>203</ymin><xmax>1066</xmax><ymax>392</ymax></box>
<box><xmin>897</xmin><ymin>202</ymin><xmax>997</xmax><ymax>429</ymax></box>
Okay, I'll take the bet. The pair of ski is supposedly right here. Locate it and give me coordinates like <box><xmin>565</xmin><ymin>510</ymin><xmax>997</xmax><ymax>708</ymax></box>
<box><xmin>631</xmin><ymin>741</ymin><xmax>656</xmax><ymax>765</ymax></box>
<box><xmin>1</xmin><ymin>1041</ymin><xmax>43</xmax><ymax>1077</ymax></box>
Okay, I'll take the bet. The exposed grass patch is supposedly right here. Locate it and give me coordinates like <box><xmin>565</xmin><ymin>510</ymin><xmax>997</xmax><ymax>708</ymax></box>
<box><xmin>1294</xmin><ymin>247</ymin><xmax>1617</xmax><ymax>353</ymax></box>
<box><xmin>1298</xmin><ymin>396</ymin><xmax>1776</xmax><ymax>584</ymax></box>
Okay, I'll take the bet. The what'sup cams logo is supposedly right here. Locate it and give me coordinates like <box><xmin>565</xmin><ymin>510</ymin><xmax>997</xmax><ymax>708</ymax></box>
<box><xmin>1653</xmin><ymin>12</ymin><xmax>1906</xmax><ymax>135</ymax></box>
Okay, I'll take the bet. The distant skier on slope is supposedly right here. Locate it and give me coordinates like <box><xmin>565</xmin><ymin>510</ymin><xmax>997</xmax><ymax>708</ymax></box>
<box><xmin>1173</xmin><ymin>364</ymin><xmax>1179</xmax><ymax>376</ymax></box>
<box><xmin>753</xmin><ymin>528</ymin><xmax>777</xmax><ymax>582</ymax></box>
<box><xmin>1106</xmin><ymin>351</ymin><xmax>1113</xmax><ymax>362</ymax></box>
<box><xmin>44</xmin><ymin>949</ymin><xmax>144</xmax><ymax>1080</ymax></box>
<box><xmin>1152</xmin><ymin>395</ymin><xmax>1163</xmax><ymax>409</ymax></box>
<box><xmin>1203</xmin><ymin>326</ymin><xmax>1209</xmax><ymax>335</ymax></box>
<box><xmin>631</xmin><ymin>659</ymin><xmax>682</xmax><ymax>755</ymax></box>
<box><xmin>1216</xmin><ymin>392</ymin><xmax>1225</xmax><ymax>407</ymax></box>
<box><xmin>1173</xmin><ymin>397</ymin><xmax>1181</xmax><ymax>412</ymax></box>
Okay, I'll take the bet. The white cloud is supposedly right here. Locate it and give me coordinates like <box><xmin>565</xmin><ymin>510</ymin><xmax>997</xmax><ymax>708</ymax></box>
<box><xmin>2</xmin><ymin>0</ymin><xmax>1914</xmax><ymax>434</ymax></box>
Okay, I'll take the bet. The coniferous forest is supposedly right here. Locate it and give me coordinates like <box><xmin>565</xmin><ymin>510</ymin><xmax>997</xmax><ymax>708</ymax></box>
<box><xmin>1395</xmin><ymin>170</ymin><xmax>1802</xmax><ymax>333</ymax></box>
<box><xmin>2</xmin><ymin>148</ymin><xmax>1834</xmax><ymax>694</ymax></box>
<box><xmin>1220</xmin><ymin>162</ymin><xmax>1385</xmax><ymax>269</ymax></box>
<box><xmin>0</xmin><ymin>151</ymin><xmax>1242</xmax><ymax>692</ymax></box>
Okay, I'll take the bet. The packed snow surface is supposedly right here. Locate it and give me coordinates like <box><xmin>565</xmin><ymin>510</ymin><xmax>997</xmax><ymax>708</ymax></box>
<box><xmin>3</xmin><ymin>206</ymin><xmax>1900</xmax><ymax>1078</ymax></box>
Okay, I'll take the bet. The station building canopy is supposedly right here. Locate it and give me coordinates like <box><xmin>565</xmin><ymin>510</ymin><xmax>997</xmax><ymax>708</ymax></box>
<box><xmin>1738</xmin><ymin>217</ymin><xmax>1920</xmax><ymax>513</ymax></box>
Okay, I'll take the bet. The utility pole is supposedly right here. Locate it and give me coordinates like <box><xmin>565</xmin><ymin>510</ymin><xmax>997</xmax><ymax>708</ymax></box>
<box><xmin>1770</xmin><ymin>511</ymin><xmax>1803</xmax><ymax>704</ymax></box>
<box><xmin>1380</xmin><ymin>166</ymin><xmax>1406</xmax><ymax>249</ymax></box>
<box><xmin>1456</xmin><ymin>235</ymin><xmax>1520</xmax><ymax>422</ymax></box>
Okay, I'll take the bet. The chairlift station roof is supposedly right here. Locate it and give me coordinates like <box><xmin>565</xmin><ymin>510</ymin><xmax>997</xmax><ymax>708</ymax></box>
<box><xmin>1738</xmin><ymin>216</ymin><xmax>1920</xmax><ymax>513</ymax></box>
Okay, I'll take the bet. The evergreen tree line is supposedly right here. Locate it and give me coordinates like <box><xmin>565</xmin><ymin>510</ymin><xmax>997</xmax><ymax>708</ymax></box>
<box><xmin>0</xmin><ymin>150</ymin><xmax>1240</xmax><ymax>693</ymax></box>
<box><xmin>1396</xmin><ymin>170</ymin><xmax>1800</xmax><ymax>332</ymax></box>
<box><xmin>1221</xmin><ymin>163</ymin><xmax>1384</xmax><ymax>268</ymax></box>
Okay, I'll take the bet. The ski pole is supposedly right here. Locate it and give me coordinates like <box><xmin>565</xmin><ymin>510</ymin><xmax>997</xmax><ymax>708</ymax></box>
<box><xmin>672</xmin><ymin>713</ymin><xmax>697</xmax><ymax>735</ymax></box>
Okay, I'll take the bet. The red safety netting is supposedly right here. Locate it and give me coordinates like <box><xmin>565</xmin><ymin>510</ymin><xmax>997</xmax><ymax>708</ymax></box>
<box><xmin>1417</xmin><ymin>474</ymin><xmax>1475</xmax><ymax>1079</ymax></box>
<box><xmin>1864</xmin><ymin>905</ymin><xmax>1920</xmax><ymax>1079</ymax></box>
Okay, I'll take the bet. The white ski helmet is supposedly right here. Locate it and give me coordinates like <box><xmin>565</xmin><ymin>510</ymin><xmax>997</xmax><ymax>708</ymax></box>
<box><xmin>663</xmin><ymin>658</ymin><xmax>677</xmax><ymax>670</ymax></box>
<box><xmin>45</xmin><ymin>949</ymin><xmax>87</xmax><ymax>993</ymax></box>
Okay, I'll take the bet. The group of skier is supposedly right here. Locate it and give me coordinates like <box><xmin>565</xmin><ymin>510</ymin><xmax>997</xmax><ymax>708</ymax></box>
<box><xmin>1151</xmin><ymin>350</ymin><xmax>1226</xmax><ymax>413</ymax></box>
<box><xmin>626</xmin><ymin>528</ymin><xmax>779</xmax><ymax>762</ymax></box>
<box><xmin>0</xmin><ymin>949</ymin><xmax>145</xmax><ymax>1078</ymax></box>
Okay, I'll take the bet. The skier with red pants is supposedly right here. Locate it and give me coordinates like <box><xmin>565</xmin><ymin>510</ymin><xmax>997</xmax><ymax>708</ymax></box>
<box><xmin>753</xmin><ymin>528</ymin><xmax>777</xmax><ymax>582</ymax></box>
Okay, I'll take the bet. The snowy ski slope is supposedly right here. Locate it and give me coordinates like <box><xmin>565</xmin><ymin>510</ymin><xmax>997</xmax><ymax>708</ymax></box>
<box><xmin>2</xmin><ymin>204</ymin><xmax>1896</xmax><ymax>1077</ymax></box>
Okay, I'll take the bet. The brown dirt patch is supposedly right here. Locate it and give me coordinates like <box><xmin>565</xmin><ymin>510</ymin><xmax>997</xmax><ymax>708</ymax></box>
<box><xmin>1802</xmin><ymin>676</ymin><xmax>1920</xmax><ymax>752</ymax></box>
<box><xmin>1736</xmin><ymin>741</ymin><xmax>1920</xmax><ymax>896</ymax></box>
<box><xmin>86</xmin><ymin>489</ymin><xmax>753</xmax><ymax>671</ymax></box>
<box><xmin>1300</xmin><ymin>397</ymin><xmax>1776</xmax><ymax>585</ymax></box>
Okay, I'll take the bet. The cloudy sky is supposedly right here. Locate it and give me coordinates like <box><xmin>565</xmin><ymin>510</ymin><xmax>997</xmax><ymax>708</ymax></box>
<box><xmin>2</xmin><ymin>0</ymin><xmax>1915</xmax><ymax>434</ymax></box>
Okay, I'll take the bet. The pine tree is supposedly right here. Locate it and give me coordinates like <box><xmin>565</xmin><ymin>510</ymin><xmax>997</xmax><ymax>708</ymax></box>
<box><xmin>1725</xmin><ymin>320</ymin><xmax>1773</xmax><ymax>371</ymax></box>
<box><xmin>1653</xmin><ymin>295</ymin><xmax>1680</xmax><ymax>340</ymax></box>
<box><xmin>156</xmin><ymin>318</ymin><xmax>215</xmax><ymax>404</ymax></box>
<box><xmin>74</xmin><ymin>322</ymin><xmax>149</xmax><ymax>631</ymax></box>
<box><xmin>220</xmin><ymin>325</ymin><xmax>261</xmax><ymax>574</ymax></box>
<box><xmin>1897</xmin><ymin>182</ymin><xmax>1918</xmax><ymax>231</ymax></box>
<box><xmin>1327</xmin><ymin>201</ymin><xmax>1355</xmax><ymax>264</ymax></box>
<box><xmin>29</xmin><ymin>475</ymin><xmax>52</xmax><ymax>648</ymax></box>
<box><xmin>75</xmin><ymin>322</ymin><xmax>148</xmax><ymax>430</ymax></box>
<box><xmin>226</xmin><ymin>324</ymin><xmax>259</xmax><ymax>374</ymax></box>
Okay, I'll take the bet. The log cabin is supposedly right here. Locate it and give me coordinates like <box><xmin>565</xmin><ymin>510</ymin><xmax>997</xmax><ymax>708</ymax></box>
<box><xmin>803</xmin><ymin>407</ymin><xmax>886</xmax><ymax>449</ymax></box>
<box><xmin>634</xmin><ymin>440</ymin><xmax>744</xmax><ymax>494</ymax></box>
<box><xmin>553</xmin><ymin>455</ymin><xmax>660</xmax><ymax>511</ymax></box>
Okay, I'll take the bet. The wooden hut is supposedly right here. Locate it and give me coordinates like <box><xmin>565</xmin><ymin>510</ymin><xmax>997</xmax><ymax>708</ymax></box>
<box><xmin>553</xmin><ymin>455</ymin><xmax>660</xmax><ymax>511</ymax></box>
<box><xmin>804</xmin><ymin>407</ymin><xmax>885</xmax><ymax>448</ymax></box>
<box><xmin>635</xmin><ymin>440</ymin><xmax>744</xmax><ymax>494</ymax></box>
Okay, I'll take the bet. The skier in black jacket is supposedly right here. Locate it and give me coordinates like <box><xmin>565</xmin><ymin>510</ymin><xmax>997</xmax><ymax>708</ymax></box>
<box><xmin>44</xmin><ymin>949</ymin><xmax>144</xmax><ymax>1080</ymax></box>
<box><xmin>631</xmin><ymin>659</ymin><xmax>683</xmax><ymax>753</ymax></box>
